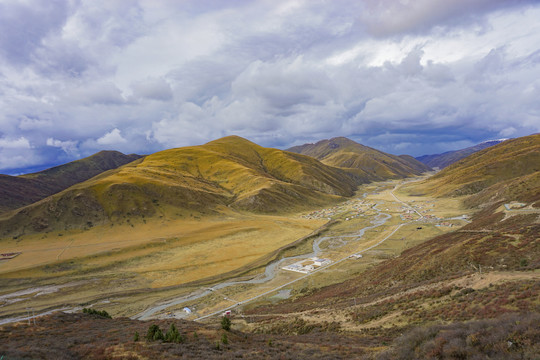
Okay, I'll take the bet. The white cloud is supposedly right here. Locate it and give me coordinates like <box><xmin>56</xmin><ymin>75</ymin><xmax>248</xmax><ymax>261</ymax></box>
<box><xmin>97</xmin><ymin>128</ymin><xmax>127</xmax><ymax>145</ymax></box>
<box><xmin>46</xmin><ymin>137</ymin><xmax>79</xmax><ymax>155</ymax></box>
<box><xmin>0</xmin><ymin>136</ymin><xmax>31</xmax><ymax>149</ymax></box>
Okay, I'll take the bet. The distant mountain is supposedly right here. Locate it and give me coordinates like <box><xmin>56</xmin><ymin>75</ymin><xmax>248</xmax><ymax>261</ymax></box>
<box><xmin>416</xmin><ymin>139</ymin><xmax>507</xmax><ymax>169</ymax></box>
<box><xmin>0</xmin><ymin>136</ymin><xmax>359</xmax><ymax>237</ymax></box>
<box><xmin>0</xmin><ymin>151</ymin><xmax>142</xmax><ymax>213</ymax></box>
<box><xmin>288</xmin><ymin>137</ymin><xmax>431</xmax><ymax>181</ymax></box>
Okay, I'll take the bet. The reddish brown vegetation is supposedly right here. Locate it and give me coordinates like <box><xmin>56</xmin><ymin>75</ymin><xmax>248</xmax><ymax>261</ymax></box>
<box><xmin>0</xmin><ymin>312</ymin><xmax>371</xmax><ymax>359</ymax></box>
<box><xmin>376</xmin><ymin>313</ymin><xmax>540</xmax><ymax>360</ymax></box>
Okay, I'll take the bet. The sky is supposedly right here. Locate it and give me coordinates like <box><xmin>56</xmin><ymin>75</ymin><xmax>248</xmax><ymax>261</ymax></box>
<box><xmin>1</xmin><ymin>0</ymin><xmax>539</xmax><ymax>174</ymax></box>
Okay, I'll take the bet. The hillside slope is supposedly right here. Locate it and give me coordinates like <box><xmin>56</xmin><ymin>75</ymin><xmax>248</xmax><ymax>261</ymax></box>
<box><xmin>422</xmin><ymin>134</ymin><xmax>540</xmax><ymax>198</ymax></box>
<box><xmin>0</xmin><ymin>151</ymin><xmax>142</xmax><ymax>213</ymax></box>
<box><xmin>416</xmin><ymin>139</ymin><xmax>506</xmax><ymax>169</ymax></box>
<box><xmin>288</xmin><ymin>137</ymin><xmax>430</xmax><ymax>181</ymax></box>
<box><xmin>0</xmin><ymin>136</ymin><xmax>359</xmax><ymax>237</ymax></box>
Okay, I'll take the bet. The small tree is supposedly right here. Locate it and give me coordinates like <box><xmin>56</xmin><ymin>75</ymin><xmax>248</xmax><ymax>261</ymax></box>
<box><xmin>221</xmin><ymin>316</ymin><xmax>231</xmax><ymax>331</ymax></box>
<box><xmin>146</xmin><ymin>324</ymin><xmax>163</xmax><ymax>341</ymax></box>
<box><xmin>154</xmin><ymin>328</ymin><xmax>164</xmax><ymax>341</ymax></box>
<box><xmin>165</xmin><ymin>323</ymin><xmax>184</xmax><ymax>343</ymax></box>
<box><xmin>134</xmin><ymin>331</ymin><xmax>139</xmax><ymax>342</ymax></box>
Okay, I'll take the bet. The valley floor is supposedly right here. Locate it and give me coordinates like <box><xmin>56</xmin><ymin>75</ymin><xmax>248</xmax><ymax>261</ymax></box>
<box><xmin>0</xmin><ymin>176</ymin><xmax>465</xmax><ymax>323</ymax></box>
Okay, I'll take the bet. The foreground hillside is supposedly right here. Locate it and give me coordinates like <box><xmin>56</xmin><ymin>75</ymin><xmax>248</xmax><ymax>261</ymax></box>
<box><xmin>416</xmin><ymin>139</ymin><xmax>506</xmax><ymax>169</ymax></box>
<box><xmin>0</xmin><ymin>151</ymin><xmax>142</xmax><ymax>213</ymax></box>
<box><xmin>288</xmin><ymin>137</ymin><xmax>431</xmax><ymax>181</ymax></box>
<box><xmin>0</xmin><ymin>136</ymin><xmax>358</xmax><ymax>237</ymax></box>
<box><xmin>1</xmin><ymin>311</ymin><xmax>537</xmax><ymax>359</ymax></box>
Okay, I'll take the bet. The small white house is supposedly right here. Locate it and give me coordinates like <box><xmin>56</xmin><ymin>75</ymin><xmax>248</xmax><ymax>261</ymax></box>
<box><xmin>183</xmin><ymin>307</ymin><xmax>192</xmax><ymax>314</ymax></box>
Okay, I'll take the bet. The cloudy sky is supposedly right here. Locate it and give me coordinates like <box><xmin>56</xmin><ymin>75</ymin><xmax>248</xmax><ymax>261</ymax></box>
<box><xmin>1</xmin><ymin>0</ymin><xmax>539</xmax><ymax>174</ymax></box>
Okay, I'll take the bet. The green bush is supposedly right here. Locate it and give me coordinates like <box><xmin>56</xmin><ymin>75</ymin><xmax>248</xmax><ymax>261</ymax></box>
<box><xmin>82</xmin><ymin>308</ymin><xmax>112</xmax><ymax>319</ymax></box>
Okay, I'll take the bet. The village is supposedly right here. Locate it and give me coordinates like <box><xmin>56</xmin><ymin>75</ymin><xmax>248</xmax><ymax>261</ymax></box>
<box><xmin>301</xmin><ymin>196</ymin><xmax>463</xmax><ymax>228</ymax></box>
<box><xmin>301</xmin><ymin>198</ymin><xmax>369</xmax><ymax>220</ymax></box>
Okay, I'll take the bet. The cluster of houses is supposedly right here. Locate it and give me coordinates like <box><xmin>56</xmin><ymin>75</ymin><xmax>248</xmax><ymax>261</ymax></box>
<box><xmin>302</xmin><ymin>199</ymin><xmax>367</xmax><ymax>220</ymax></box>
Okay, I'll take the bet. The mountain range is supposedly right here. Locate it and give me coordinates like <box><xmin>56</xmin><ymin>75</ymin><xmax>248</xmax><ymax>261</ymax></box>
<box><xmin>423</xmin><ymin>134</ymin><xmax>540</xmax><ymax>198</ymax></box>
<box><xmin>0</xmin><ymin>136</ymin><xmax>435</xmax><ymax>237</ymax></box>
<box><xmin>0</xmin><ymin>136</ymin><xmax>359</xmax><ymax>237</ymax></box>
<box><xmin>1</xmin><ymin>133</ymin><xmax>539</xmax><ymax>358</ymax></box>
<box><xmin>416</xmin><ymin>139</ymin><xmax>507</xmax><ymax>169</ymax></box>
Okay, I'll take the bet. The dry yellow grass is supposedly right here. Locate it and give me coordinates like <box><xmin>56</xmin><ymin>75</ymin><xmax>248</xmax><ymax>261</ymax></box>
<box><xmin>0</xmin><ymin>215</ymin><xmax>325</xmax><ymax>285</ymax></box>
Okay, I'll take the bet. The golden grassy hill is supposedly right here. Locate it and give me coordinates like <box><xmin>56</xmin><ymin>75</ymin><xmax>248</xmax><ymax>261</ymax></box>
<box><xmin>422</xmin><ymin>133</ymin><xmax>540</xmax><ymax>198</ymax></box>
<box><xmin>0</xmin><ymin>151</ymin><xmax>142</xmax><ymax>213</ymax></box>
<box><xmin>288</xmin><ymin>137</ymin><xmax>431</xmax><ymax>181</ymax></box>
<box><xmin>0</xmin><ymin>136</ymin><xmax>358</xmax><ymax>237</ymax></box>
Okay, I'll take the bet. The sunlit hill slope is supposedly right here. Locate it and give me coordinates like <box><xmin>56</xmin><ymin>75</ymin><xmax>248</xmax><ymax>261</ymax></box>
<box><xmin>0</xmin><ymin>136</ymin><xmax>359</xmax><ymax>237</ymax></box>
<box><xmin>288</xmin><ymin>137</ymin><xmax>431</xmax><ymax>181</ymax></box>
<box><xmin>422</xmin><ymin>133</ymin><xmax>540</xmax><ymax>199</ymax></box>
